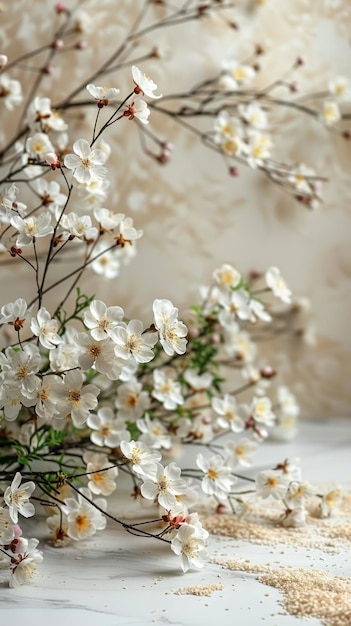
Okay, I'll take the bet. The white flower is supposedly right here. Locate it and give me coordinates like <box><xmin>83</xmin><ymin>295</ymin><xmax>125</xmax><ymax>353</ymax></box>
<box><xmin>249</xmin><ymin>298</ymin><xmax>272</xmax><ymax>323</ymax></box>
<box><xmin>153</xmin><ymin>298</ymin><xmax>188</xmax><ymax>356</ymax></box>
<box><xmin>35</xmin><ymin>179</ymin><xmax>67</xmax><ymax>209</ymax></box>
<box><xmin>0</xmin><ymin>297</ymin><xmax>29</xmax><ymax>329</ymax></box>
<box><xmin>9</xmin><ymin>538</ymin><xmax>43</xmax><ymax>588</ymax></box>
<box><xmin>285</xmin><ymin>481</ymin><xmax>315</xmax><ymax>509</ymax></box>
<box><xmin>0</xmin><ymin>54</ymin><xmax>8</xmax><ymax>69</ymax></box>
<box><xmin>321</xmin><ymin>100</ymin><xmax>341</xmax><ymax>126</ymax></box>
<box><xmin>83</xmin><ymin>451</ymin><xmax>118</xmax><ymax>496</ymax></box>
<box><xmin>152</xmin><ymin>368</ymin><xmax>184</xmax><ymax>410</ymax></box>
<box><xmin>132</xmin><ymin>65</ymin><xmax>162</xmax><ymax>99</ymax></box>
<box><xmin>319</xmin><ymin>487</ymin><xmax>342</xmax><ymax>518</ymax></box>
<box><xmin>196</xmin><ymin>453</ymin><xmax>235</xmax><ymax>500</ymax></box>
<box><xmin>141</xmin><ymin>462</ymin><xmax>187</xmax><ymax>510</ymax></box>
<box><xmin>238</xmin><ymin>101</ymin><xmax>268</xmax><ymax>129</ymax></box>
<box><xmin>87</xmin><ymin>406</ymin><xmax>130</xmax><ymax>448</ymax></box>
<box><xmin>288</xmin><ymin>163</ymin><xmax>317</xmax><ymax>195</ymax></box>
<box><xmin>30</xmin><ymin>307</ymin><xmax>62</xmax><ymax>350</ymax></box>
<box><xmin>32</xmin><ymin>374</ymin><xmax>62</xmax><ymax>420</ymax></box>
<box><xmin>0</xmin><ymin>507</ymin><xmax>15</xmax><ymax>544</ymax></box>
<box><xmin>328</xmin><ymin>76</ymin><xmax>351</xmax><ymax>102</ymax></box>
<box><xmin>94</xmin><ymin>208</ymin><xmax>124</xmax><ymax>233</ymax></box>
<box><xmin>120</xmin><ymin>440</ymin><xmax>161</xmax><ymax>477</ymax></box>
<box><xmin>225</xmin><ymin>437</ymin><xmax>258</xmax><ymax>468</ymax></box>
<box><xmin>281</xmin><ymin>506</ymin><xmax>306</xmax><ymax>528</ymax></box>
<box><xmin>255</xmin><ymin>469</ymin><xmax>290</xmax><ymax>500</ymax></box>
<box><xmin>277</xmin><ymin>386</ymin><xmax>299</xmax><ymax>417</ymax></box>
<box><xmin>91</xmin><ymin>242</ymin><xmax>121</xmax><ymax>278</ymax></box>
<box><xmin>137</xmin><ymin>414</ymin><xmax>171</xmax><ymax>450</ymax></box>
<box><xmin>125</xmin><ymin>98</ymin><xmax>150</xmax><ymax>124</ymax></box>
<box><xmin>171</xmin><ymin>523</ymin><xmax>209</xmax><ymax>572</ymax></box>
<box><xmin>0</xmin><ymin>344</ymin><xmax>41</xmax><ymax>398</ymax></box>
<box><xmin>0</xmin><ymin>383</ymin><xmax>27</xmax><ymax>420</ymax></box>
<box><xmin>63</xmin><ymin>489</ymin><xmax>106</xmax><ymax>540</ymax></box>
<box><xmin>52</xmin><ymin>370</ymin><xmax>100</xmax><ymax>426</ymax></box>
<box><xmin>223</xmin><ymin>324</ymin><xmax>257</xmax><ymax>363</ymax></box>
<box><xmin>213</xmin><ymin>264</ymin><xmax>241</xmax><ymax>290</ymax></box>
<box><xmin>223</xmin><ymin>60</ymin><xmax>256</xmax><ymax>86</ymax></box>
<box><xmin>218</xmin><ymin>289</ymin><xmax>252</xmax><ymax>323</ymax></box>
<box><xmin>250</xmin><ymin>396</ymin><xmax>275</xmax><ymax>427</ymax></box>
<box><xmin>64</xmin><ymin>138</ymin><xmax>108</xmax><ymax>184</ymax></box>
<box><xmin>4</xmin><ymin>472</ymin><xmax>35</xmax><ymax>523</ymax></box>
<box><xmin>112</xmin><ymin>319</ymin><xmax>158</xmax><ymax>363</ymax></box>
<box><xmin>265</xmin><ymin>266</ymin><xmax>292</xmax><ymax>304</ymax></box>
<box><xmin>74</xmin><ymin>332</ymin><xmax>122</xmax><ymax>379</ymax></box>
<box><xmin>60</xmin><ymin>212</ymin><xmax>98</xmax><ymax>241</ymax></box>
<box><xmin>0</xmin><ymin>74</ymin><xmax>23</xmax><ymax>110</ymax></box>
<box><xmin>183</xmin><ymin>369</ymin><xmax>213</xmax><ymax>391</ymax></box>
<box><xmin>212</xmin><ymin>394</ymin><xmax>245</xmax><ymax>432</ymax></box>
<box><xmin>247</xmin><ymin>130</ymin><xmax>273</xmax><ymax>168</ymax></box>
<box><xmin>86</xmin><ymin>83</ymin><xmax>120</xmax><ymax>106</ymax></box>
<box><xmin>84</xmin><ymin>299</ymin><xmax>124</xmax><ymax>341</ymax></box>
<box><xmin>26</xmin><ymin>132</ymin><xmax>55</xmax><ymax>159</ymax></box>
<box><xmin>115</xmin><ymin>378</ymin><xmax>150</xmax><ymax>420</ymax></box>
<box><xmin>29</xmin><ymin>96</ymin><xmax>67</xmax><ymax>132</ymax></box>
<box><xmin>11</xmin><ymin>213</ymin><xmax>53</xmax><ymax>247</ymax></box>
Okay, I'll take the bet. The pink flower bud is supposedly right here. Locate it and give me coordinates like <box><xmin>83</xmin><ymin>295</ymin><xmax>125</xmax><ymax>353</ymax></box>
<box><xmin>55</xmin><ymin>2</ymin><xmax>66</xmax><ymax>13</ymax></box>
<box><xmin>76</xmin><ymin>41</ymin><xmax>88</xmax><ymax>50</ymax></box>
<box><xmin>229</xmin><ymin>166</ymin><xmax>239</xmax><ymax>177</ymax></box>
<box><xmin>52</xmin><ymin>39</ymin><xmax>64</xmax><ymax>50</ymax></box>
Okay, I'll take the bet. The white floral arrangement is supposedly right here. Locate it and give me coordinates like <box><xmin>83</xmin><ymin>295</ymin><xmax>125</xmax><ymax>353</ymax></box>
<box><xmin>0</xmin><ymin>1</ymin><xmax>348</xmax><ymax>588</ymax></box>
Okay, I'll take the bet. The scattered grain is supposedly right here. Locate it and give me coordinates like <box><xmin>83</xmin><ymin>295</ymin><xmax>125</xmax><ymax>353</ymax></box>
<box><xmin>173</xmin><ymin>582</ymin><xmax>224</xmax><ymax>596</ymax></box>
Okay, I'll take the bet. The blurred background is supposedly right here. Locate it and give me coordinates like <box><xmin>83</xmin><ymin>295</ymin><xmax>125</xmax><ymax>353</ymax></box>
<box><xmin>0</xmin><ymin>0</ymin><xmax>350</xmax><ymax>418</ymax></box>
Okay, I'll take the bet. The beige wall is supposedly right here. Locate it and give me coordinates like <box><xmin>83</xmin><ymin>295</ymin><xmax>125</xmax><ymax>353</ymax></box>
<box><xmin>1</xmin><ymin>0</ymin><xmax>351</xmax><ymax>417</ymax></box>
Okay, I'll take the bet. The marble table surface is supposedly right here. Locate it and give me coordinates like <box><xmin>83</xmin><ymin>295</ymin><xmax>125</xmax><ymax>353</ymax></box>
<box><xmin>1</xmin><ymin>419</ymin><xmax>350</xmax><ymax>626</ymax></box>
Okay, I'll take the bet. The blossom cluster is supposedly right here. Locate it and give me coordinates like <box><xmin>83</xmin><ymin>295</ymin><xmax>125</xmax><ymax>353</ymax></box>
<box><xmin>0</xmin><ymin>0</ymin><xmax>346</xmax><ymax>588</ymax></box>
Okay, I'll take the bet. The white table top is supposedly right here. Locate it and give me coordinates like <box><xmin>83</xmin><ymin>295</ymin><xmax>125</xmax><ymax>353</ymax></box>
<box><xmin>1</xmin><ymin>419</ymin><xmax>350</xmax><ymax>626</ymax></box>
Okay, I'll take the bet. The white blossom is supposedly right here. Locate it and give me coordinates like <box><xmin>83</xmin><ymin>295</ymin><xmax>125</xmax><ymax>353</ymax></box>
<box><xmin>11</xmin><ymin>213</ymin><xmax>53</xmax><ymax>247</ymax></box>
<box><xmin>153</xmin><ymin>298</ymin><xmax>188</xmax><ymax>356</ymax></box>
<box><xmin>120</xmin><ymin>440</ymin><xmax>161</xmax><ymax>477</ymax></box>
<box><xmin>328</xmin><ymin>75</ymin><xmax>351</xmax><ymax>102</ymax></box>
<box><xmin>132</xmin><ymin>65</ymin><xmax>162</xmax><ymax>99</ymax></box>
<box><xmin>126</xmin><ymin>98</ymin><xmax>150</xmax><ymax>124</ymax></box>
<box><xmin>74</xmin><ymin>331</ymin><xmax>122</xmax><ymax>379</ymax></box>
<box><xmin>83</xmin><ymin>451</ymin><xmax>118</xmax><ymax>496</ymax></box>
<box><xmin>196</xmin><ymin>453</ymin><xmax>235</xmax><ymax>500</ymax></box>
<box><xmin>171</xmin><ymin>522</ymin><xmax>209</xmax><ymax>572</ymax></box>
<box><xmin>213</xmin><ymin>264</ymin><xmax>241</xmax><ymax>290</ymax></box>
<box><xmin>255</xmin><ymin>469</ymin><xmax>290</xmax><ymax>500</ymax></box>
<box><xmin>4</xmin><ymin>472</ymin><xmax>35</xmax><ymax>523</ymax></box>
<box><xmin>26</xmin><ymin>132</ymin><xmax>55</xmax><ymax>160</ymax></box>
<box><xmin>265</xmin><ymin>266</ymin><xmax>292</xmax><ymax>304</ymax></box>
<box><xmin>112</xmin><ymin>319</ymin><xmax>157</xmax><ymax>364</ymax></box>
<box><xmin>87</xmin><ymin>406</ymin><xmax>130</xmax><ymax>448</ymax></box>
<box><xmin>86</xmin><ymin>83</ymin><xmax>120</xmax><ymax>105</ymax></box>
<box><xmin>52</xmin><ymin>370</ymin><xmax>100</xmax><ymax>426</ymax></box>
<box><xmin>250</xmin><ymin>396</ymin><xmax>275</xmax><ymax>427</ymax></box>
<box><xmin>0</xmin><ymin>74</ymin><xmax>23</xmax><ymax>110</ymax></box>
<box><xmin>115</xmin><ymin>378</ymin><xmax>150</xmax><ymax>420</ymax></box>
<box><xmin>152</xmin><ymin>368</ymin><xmax>184</xmax><ymax>410</ymax></box>
<box><xmin>141</xmin><ymin>462</ymin><xmax>187</xmax><ymax>510</ymax></box>
<box><xmin>321</xmin><ymin>100</ymin><xmax>341</xmax><ymax>126</ymax></box>
<box><xmin>64</xmin><ymin>138</ymin><xmax>107</xmax><ymax>184</ymax></box>
<box><xmin>63</xmin><ymin>488</ymin><xmax>106</xmax><ymax>540</ymax></box>
<box><xmin>9</xmin><ymin>538</ymin><xmax>43</xmax><ymax>588</ymax></box>
<box><xmin>212</xmin><ymin>394</ymin><xmax>245</xmax><ymax>432</ymax></box>
<box><xmin>225</xmin><ymin>437</ymin><xmax>258</xmax><ymax>468</ymax></box>
<box><xmin>30</xmin><ymin>307</ymin><xmax>62</xmax><ymax>350</ymax></box>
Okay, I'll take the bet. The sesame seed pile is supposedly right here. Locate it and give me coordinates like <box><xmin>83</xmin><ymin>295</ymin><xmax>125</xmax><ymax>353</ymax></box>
<box><xmin>173</xmin><ymin>582</ymin><xmax>224</xmax><ymax>596</ymax></box>
<box><xmin>201</xmin><ymin>493</ymin><xmax>351</xmax><ymax>554</ymax></box>
<box><xmin>215</xmin><ymin>559</ymin><xmax>351</xmax><ymax>626</ymax></box>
